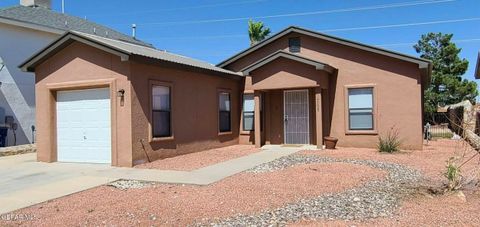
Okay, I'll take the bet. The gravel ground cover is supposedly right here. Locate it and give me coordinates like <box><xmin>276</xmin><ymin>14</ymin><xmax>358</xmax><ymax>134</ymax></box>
<box><xmin>1</xmin><ymin>160</ymin><xmax>383</xmax><ymax>226</ymax></box>
<box><xmin>135</xmin><ymin>145</ymin><xmax>259</xmax><ymax>171</ymax></box>
<box><xmin>200</xmin><ymin>155</ymin><xmax>422</xmax><ymax>226</ymax></box>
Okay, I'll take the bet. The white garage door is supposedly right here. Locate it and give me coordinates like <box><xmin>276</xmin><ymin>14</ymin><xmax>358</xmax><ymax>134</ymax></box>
<box><xmin>56</xmin><ymin>88</ymin><xmax>111</xmax><ymax>164</ymax></box>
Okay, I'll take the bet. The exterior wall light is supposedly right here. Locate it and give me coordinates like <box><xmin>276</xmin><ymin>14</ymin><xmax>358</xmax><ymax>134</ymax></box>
<box><xmin>117</xmin><ymin>89</ymin><xmax>125</xmax><ymax>98</ymax></box>
<box><xmin>117</xmin><ymin>89</ymin><xmax>125</xmax><ymax>106</ymax></box>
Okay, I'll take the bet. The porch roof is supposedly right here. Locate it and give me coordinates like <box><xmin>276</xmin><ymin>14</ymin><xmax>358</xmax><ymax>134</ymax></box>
<box><xmin>240</xmin><ymin>50</ymin><xmax>336</xmax><ymax>76</ymax></box>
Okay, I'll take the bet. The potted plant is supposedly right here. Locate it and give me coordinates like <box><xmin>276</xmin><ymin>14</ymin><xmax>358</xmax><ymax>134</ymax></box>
<box><xmin>324</xmin><ymin>136</ymin><xmax>338</xmax><ymax>149</ymax></box>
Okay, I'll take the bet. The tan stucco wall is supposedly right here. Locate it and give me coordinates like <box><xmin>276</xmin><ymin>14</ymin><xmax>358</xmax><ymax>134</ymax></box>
<box><xmin>35</xmin><ymin>41</ymin><xmax>242</xmax><ymax>166</ymax></box>
<box><xmin>34</xmin><ymin>42</ymin><xmax>133</xmax><ymax>166</ymax></box>
<box><xmin>129</xmin><ymin>62</ymin><xmax>240</xmax><ymax>165</ymax></box>
<box><xmin>226</xmin><ymin>32</ymin><xmax>423</xmax><ymax>149</ymax></box>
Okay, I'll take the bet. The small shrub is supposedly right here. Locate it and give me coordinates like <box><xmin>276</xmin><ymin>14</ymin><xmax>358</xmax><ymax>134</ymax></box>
<box><xmin>444</xmin><ymin>157</ymin><xmax>462</xmax><ymax>191</ymax></box>
<box><xmin>378</xmin><ymin>128</ymin><xmax>401</xmax><ymax>153</ymax></box>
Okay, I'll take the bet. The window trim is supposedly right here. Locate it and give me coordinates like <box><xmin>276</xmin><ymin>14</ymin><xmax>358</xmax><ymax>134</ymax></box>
<box><xmin>218</xmin><ymin>89</ymin><xmax>233</xmax><ymax>135</ymax></box>
<box><xmin>241</xmin><ymin>93</ymin><xmax>255</xmax><ymax>132</ymax></box>
<box><xmin>344</xmin><ymin>84</ymin><xmax>378</xmax><ymax>135</ymax></box>
<box><xmin>149</xmin><ymin>80</ymin><xmax>174</xmax><ymax>142</ymax></box>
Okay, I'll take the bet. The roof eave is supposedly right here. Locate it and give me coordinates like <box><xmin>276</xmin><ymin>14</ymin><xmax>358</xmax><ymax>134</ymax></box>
<box><xmin>19</xmin><ymin>32</ymin><xmax>131</xmax><ymax>72</ymax></box>
<box><xmin>241</xmin><ymin>50</ymin><xmax>336</xmax><ymax>76</ymax></box>
<box><xmin>0</xmin><ymin>16</ymin><xmax>65</xmax><ymax>34</ymax></box>
<box><xmin>218</xmin><ymin>26</ymin><xmax>431</xmax><ymax>69</ymax></box>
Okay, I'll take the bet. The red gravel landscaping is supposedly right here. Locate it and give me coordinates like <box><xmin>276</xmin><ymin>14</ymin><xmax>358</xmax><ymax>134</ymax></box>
<box><xmin>292</xmin><ymin>139</ymin><xmax>480</xmax><ymax>226</ymax></box>
<box><xmin>135</xmin><ymin>145</ymin><xmax>259</xmax><ymax>171</ymax></box>
<box><xmin>1</xmin><ymin>162</ymin><xmax>384</xmax><ymax>226</ymax></box>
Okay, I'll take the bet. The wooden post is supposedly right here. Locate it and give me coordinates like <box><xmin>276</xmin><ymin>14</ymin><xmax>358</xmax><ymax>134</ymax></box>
<box><xmin>254</xmin><ymin>91</ymin><xmax>261</xmax><ymax>148</ymax></box>
<box><xmin>315</xmin><ymin>87</ymin><xmax>323</xmax><ymax>149</ymax></box>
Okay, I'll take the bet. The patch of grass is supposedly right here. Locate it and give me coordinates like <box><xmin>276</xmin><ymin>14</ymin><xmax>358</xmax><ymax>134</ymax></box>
<box><xmin>378</xmin><ymin>128</ymin><xmax>401</xmax><ymax>153</ymax></box>
<box><xmin>431</xmin><ymin>132</ymin><xmax>453</xmax><ymax>139</ymax></box>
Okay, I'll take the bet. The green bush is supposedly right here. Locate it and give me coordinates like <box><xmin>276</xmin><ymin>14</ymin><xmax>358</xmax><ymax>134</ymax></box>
<box><xmin>377</xmin><ymin>128</ymin><xmax>401</xmax><ymax>153</ymax></box>
<box><xmin>444</xmin><ymin>157</ymin><xmax>462</xmax><ymax>191</ymax></box>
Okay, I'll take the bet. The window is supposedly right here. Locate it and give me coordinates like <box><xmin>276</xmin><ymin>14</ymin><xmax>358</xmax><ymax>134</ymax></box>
<box><xmin>289</xmin><ymin>37</ymin><xmax>301</xmax><ymax>53</ymax></box>
<box><xmin>348</xmin><ymin>88</ymin><xmax>374</xmax><ymax>130</ymax></box>
<box><xmin>219</xmin><ymin>92</ymin><xmax>231</xmax><ymax>132</ymax></box>
<box><xmin>152</xmin><ymin>85</ymin><xmax>171</xmax><ymax>137</ymax></box>
<box><xmin>243</xmin><ymin>94</ymin><xmax>254</xmax><ymax>131</ymax></box>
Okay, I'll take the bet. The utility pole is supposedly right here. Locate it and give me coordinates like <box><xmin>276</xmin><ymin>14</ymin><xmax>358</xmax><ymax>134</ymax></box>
<box><xmin>61</xmin><ymin>0</ymin><xmax>65</xmax><ymax>13</ymax></box>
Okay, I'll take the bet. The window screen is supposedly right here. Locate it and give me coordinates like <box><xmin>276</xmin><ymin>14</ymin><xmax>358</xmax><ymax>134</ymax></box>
<box><xmin>289</xmin><ymin>37</ymin><xmax>301</xmax><ymax>53</ymax></box>
<box><xmin>152</xmin><ymin>85</ymin><xmax>171</xmax><ymax>137</ymax></box>
<box><xmin>219</xmin><ymin>92</ymin><xmax>231</xmax><ymax>132</ymax></box>
<box><xmin>348</xmin><ymin>88</ymin><xmax>373</xmax><ymax>130</ymax></box>
<box><xmin>243</xmin><ymin>94</ymin><xmax>254</xmax><ymax>131</ymax></box>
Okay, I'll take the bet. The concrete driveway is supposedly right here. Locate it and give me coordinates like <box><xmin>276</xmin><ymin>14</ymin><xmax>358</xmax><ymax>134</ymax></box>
<box><xmin>0</xmin><ymin>146</ymin><xmax>303</xmax><ymax>214</ymax></box>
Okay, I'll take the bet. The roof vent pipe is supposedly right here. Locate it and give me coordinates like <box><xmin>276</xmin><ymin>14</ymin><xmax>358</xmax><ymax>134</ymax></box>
<box><xmin>132</xmin><ymin>24</ymin><xmax>137</xmax><ymax>39</ymax></box>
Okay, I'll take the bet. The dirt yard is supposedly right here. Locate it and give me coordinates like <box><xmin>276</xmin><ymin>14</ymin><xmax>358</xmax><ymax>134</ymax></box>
<box><xmin>135</xmin><ymin>145</ymin><xmax>259</xmax><ymax>171</ymax></box>
<box><xmin>1</xmin><ymin>139</ymin><xmax>479</xmax><ymax>226</ymax></box>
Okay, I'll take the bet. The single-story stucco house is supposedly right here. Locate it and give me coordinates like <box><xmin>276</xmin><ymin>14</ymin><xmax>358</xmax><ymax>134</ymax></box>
<box><xmin>20</xmin><ymin>26</ymin><xmax>432</xmax><ymax>167</ymax></box>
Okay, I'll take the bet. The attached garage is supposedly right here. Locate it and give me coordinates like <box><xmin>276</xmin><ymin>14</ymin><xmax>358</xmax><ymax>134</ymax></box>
<box><xmin>56</xmin><ymin>88</ymin><xmax>112</xmax><ymax>164</ymax></box>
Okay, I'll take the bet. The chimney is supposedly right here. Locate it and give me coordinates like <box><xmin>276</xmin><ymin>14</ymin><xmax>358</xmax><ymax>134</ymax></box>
<box><xmin>20</xmin><ymin>0</ymin><xmax>52</xmax><ymax>9</ymax></box>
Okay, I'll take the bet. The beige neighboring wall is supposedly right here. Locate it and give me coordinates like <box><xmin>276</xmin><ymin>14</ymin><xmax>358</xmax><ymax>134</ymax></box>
<box><xmin>129</xmin><ymin>62</ymin><xmax>240</xmax><ymax>165</ymax></box>
<box><xmin>226</xmin><ymin>32</ymin><xmax>423</xmax><ymax>149</ymax></box>
<box><xmin>34</xmin><ymin>42</ymin><xmax>133</xmax><ymax>167</ymax></box>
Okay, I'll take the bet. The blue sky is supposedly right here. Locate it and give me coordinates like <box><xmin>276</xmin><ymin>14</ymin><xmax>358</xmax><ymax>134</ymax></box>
<box><xmin>1</xmin><ymin>0</ymin><xmax>479</xmax><ymax>81</ymax></box>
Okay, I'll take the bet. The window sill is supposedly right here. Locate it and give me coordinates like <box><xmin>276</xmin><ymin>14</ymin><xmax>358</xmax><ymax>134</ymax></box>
<box><xmin>218</xmin><ymin>131</ymin><xmax>233</xmax><ymax>136</ymax></box>
<box><xmin>240</xmin><ymin>130</ymin><xmax>253</xmax><ymax>135</ymax></box>
<box><xmin>345</xmin><ymin>130</ymin><xmax>378</xmax><ymax>135</ymax></box>
<box><xmin>150</xmin><ymin>136</ymin><xmax>175</xmax><ymax>142</ymax></box>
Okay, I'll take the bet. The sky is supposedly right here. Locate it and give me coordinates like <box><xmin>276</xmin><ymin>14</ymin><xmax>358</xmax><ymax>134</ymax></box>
<box><xmin>1</xmin><ymin>0</ymin><xmax>479</xmax><ymax>81</ymax></box>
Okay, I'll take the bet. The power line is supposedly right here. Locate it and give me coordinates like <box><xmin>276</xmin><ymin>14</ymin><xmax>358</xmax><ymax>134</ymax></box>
<box><xmin>82</xmin><ymin>0</ymin><xmax>268</xmax><ymax>17</ymax></box>
<box><xmin>142</xmin><ymin>17</ymin><xmax>480</xmax><ymax>40</ymax></box>
<box><xmin>322</xmin><ymin>17</ymin><xmax>480</xmax><ymax>32</ymax></box>
<box><xmin>375</xmin><ymin>38</ymin><xmax>480</xmax><ymax>47</ymax></box>
<box><xmin>121</xmin><ymin>0</ymin><xmax>455</xmax><ymax>26</ymax></box>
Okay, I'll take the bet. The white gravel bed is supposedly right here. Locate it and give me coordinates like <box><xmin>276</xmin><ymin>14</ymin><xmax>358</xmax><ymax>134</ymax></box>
<box><xmin>197</xmin><ymin>155</ymin><xmax>423</xmax><ymax>226</ymax></box>
<box><xmin>107</xmin><ymin>179</ymin><xmax>156</xmax><ymax>190</ymax></box>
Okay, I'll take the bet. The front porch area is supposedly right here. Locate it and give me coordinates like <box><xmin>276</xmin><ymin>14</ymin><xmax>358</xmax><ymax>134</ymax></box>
<box><xmin>239</xmin><ymin>51</ymin><xmax>337</xmax><ymax>148</ymax></box>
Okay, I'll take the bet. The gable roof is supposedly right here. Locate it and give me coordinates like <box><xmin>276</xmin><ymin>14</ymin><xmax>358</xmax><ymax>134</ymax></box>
<box><xmin>241</xmin><ymin>50</ymin><xmax>336</xmax><ymax>76</ymax></box>
<box><xmin>218</xmin><ymin>26</ymin><xmax>431</xmax><ymax>69</ymax></box>
<box><xmin>19</xmin><ymin>31</ymin><xmax>241</xmax><ymax>78</ymax></box>
<box><xmin>0</xmin><ymin>5</ymin><xmax>151</xmax><ymax>47</ymax></box>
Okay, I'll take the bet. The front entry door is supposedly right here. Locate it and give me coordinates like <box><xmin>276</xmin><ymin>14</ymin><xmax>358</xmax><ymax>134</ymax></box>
<box><xmin>284</xmin><ymin>90</ymin><xmax>310</xmax><ymax>144</ymax></box>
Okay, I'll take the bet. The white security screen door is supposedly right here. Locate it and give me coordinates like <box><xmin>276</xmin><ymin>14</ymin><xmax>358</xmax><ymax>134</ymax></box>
<box><xmin>284</xmin><ymin>89</ymin><xmax>310</xmax><ymax>144</ymax></box>
<box><xmin>56</xmin><ymin>88</ymin><xmax>111</xmax><ymax>164</ymax></box>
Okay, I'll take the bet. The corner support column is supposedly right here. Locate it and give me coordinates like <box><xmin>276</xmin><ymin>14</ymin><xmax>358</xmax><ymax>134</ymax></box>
<box><xmin>315</xmin><ymin>87</ymin><xmax>323</xmax><ymax>149</ymax></box>
<box><xmin>254</xmin><ymin>91</ymin><xmax>261</xmax><ymax>148</ymax></box>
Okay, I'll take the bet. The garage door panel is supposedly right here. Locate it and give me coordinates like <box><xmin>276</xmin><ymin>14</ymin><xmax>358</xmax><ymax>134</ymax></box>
<box><xmin>56</xmin><ymin>88</ymin><xmax>111</xmax><ymax>164</ymax></box>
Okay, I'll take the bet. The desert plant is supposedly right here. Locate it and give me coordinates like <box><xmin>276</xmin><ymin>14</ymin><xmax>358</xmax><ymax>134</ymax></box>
<box><xmin>378</xmin><ymin>128</ymin><xmax>401</xmax><ymax>153</ymax></box>
<box><xmin>444</xmin><ymin>157</ymin><xmax>463</xmax><ymax>191</ymax></box>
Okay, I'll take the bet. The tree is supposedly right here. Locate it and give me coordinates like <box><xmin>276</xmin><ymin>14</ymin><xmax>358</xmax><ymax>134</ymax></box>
<box><xmin>414</xmin><ymin>32</ymin><xmax>478</xmax><ymax>121</ymax></box>
<box><xmin>248</xmin><ymin>19</ymin><xmax>271</xmax><ymax>46</ymax></box>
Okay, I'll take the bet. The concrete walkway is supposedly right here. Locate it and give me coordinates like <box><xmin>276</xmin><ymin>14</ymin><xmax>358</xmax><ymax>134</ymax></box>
<box><xmin>0</xmin><ymin>145</ymin><xmax>305</xmax><ymax>214</ymax></box>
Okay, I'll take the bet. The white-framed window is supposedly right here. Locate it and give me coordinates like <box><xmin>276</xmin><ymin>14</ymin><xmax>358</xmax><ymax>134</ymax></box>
<box><xmin>152</xmin><ymin>85</ymin><xmax>171</xmax><ymax>137</ymax></box>
<box><xmin>243</xmin><ymin>94</ymin><xmax>254</xmax><ymax>131</ymax></box>
<box><xmin>348</xmin><ymin>87</ymin><xmax>374</xmax><ymax>130</ymax></box>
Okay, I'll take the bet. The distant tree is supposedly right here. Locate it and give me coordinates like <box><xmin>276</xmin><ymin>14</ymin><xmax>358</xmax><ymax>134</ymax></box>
<box><xmin>248</xmin><ymin>19</ymin><xmax>271</xmax><ymax>46</ymax></box>
<box><xmin>414</xmin><ymin>32</ymin><xmax>478</xmax><ymax>121</ymax></box>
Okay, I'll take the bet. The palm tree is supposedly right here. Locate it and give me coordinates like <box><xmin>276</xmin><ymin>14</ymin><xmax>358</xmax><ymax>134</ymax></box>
<box><xmin>248</xmin><ymin>19</ymin><xmax>271</xmax><ymax>46</ymax></box>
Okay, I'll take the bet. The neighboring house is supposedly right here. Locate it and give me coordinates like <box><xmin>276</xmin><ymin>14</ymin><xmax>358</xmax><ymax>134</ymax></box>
<box><xmin>20</xmin><ymin>26</ymin><xmax>432</xmax><ymax>167</ymax></box>
<box><xmin>0</xmin><ymin>0</ymin><xmax>150</xmax><ymax>146</ymax></box>
<box><xmin>475</xmin><ymin>52</ymin><xmax>480</xmax><ymax>79</ymax></box>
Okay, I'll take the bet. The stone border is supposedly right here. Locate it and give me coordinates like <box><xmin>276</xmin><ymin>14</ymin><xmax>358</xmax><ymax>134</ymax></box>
<box><xmin>0</xmin><ymin>144</ymin><xmax>36</xmax><ymax>157</ymax></box>
<box><xmin>196</xmin><ymin>154</ymin><xmax>423</xmax><ymax>226</ymax></box>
